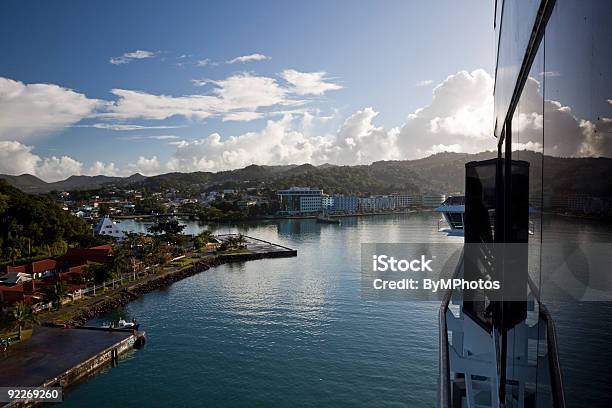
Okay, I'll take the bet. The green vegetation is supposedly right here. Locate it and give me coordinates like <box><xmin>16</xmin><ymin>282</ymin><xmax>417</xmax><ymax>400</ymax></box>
<box><xmin>193</xmin><ymin>230</ymin><xmax>212</xmax><ymax>250</ymax></box>
<box><xmin>11</xmin><ymin>301</ymin><xmax>36</xmax><ymax>340</ymax></box>
<box><xmin>0</xmin><ymin>180</ymin><xmax>105</xmax><ymax>264</ymax></box>
<box><xmin>147</xmin><ymin>219</ymin><xmax>188</xmax><ymax>249</ymax></box>
<box><xmin>48</xmin><ymin>281</ymin><xmax>68</xmax><ymax>310</ymax></box>
<box><xmin>218</xmin><ymin>234</ymin><xmax>247</xmax><ymax>252</ymax></box>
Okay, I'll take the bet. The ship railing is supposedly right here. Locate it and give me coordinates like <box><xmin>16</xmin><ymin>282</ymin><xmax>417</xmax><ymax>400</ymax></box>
<box><xmin>438</xmin><ymin>249</ymin><xmax>463</xmax><ymax>408</ymax></box>
<box><xmin>438</xmin><ymin>253</ymin><xmax>566</xmax><ymax>408</ymax></box>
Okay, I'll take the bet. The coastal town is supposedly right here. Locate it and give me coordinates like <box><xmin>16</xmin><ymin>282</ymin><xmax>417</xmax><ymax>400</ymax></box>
<box><xmin>0</xmin><ymin>195</ymin><xmax>297</xmax><ymax>398</ymax></box>
<box><xmin>0</xmin><ymin>180</ymin><xmax>449</xmax><ymax>333</ymax></box>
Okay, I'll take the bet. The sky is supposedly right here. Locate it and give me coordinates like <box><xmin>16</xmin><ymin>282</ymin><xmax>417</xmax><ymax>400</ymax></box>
<box><xmin>0</xmin><ymin>0</ymin><xmax>497</xmax><ymax>181</ymax></box>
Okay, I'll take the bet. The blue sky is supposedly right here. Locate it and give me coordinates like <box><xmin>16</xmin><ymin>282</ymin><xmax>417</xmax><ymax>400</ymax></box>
<box><xmin>0</xmin><ymin>0</ymin><xmax>497</xmax><ymax>181</ymax></box>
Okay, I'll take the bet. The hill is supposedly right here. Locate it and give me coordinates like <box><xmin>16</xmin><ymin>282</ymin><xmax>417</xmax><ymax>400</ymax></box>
<box><xmin>2</xmin><ymin>151</ymin><xmax>611</xmax><ymax>197</ymax></box>
<box><xmin>0</xmin><ymin>180</ymin><xmax>102</xmax><ymax>263</ymax></box>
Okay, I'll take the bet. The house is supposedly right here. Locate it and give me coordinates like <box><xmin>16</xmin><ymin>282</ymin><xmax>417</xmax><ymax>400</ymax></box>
<box><xmin>93</xmin><ymin>216</ymin><xmax>125</xmax><ymax>240</ymax></box>
<box><xmin>59</xmin><ymin>245</ymin><xmax>113</xmax><ymax>267</ymax></box>
<box><xmin>0</xmin><ymin>244</ymin><xmax>114</xmax><ymax>307</ymax></box>
<box><xmin>6</xmin><ymin>259</ymin><xmax>58</xmax><ymax>279</ymax></box>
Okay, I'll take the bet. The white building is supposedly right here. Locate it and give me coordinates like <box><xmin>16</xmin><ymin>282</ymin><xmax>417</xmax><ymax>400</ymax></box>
<box><xmin>421</xmin><ymin>194</ymin><xmax>446</xmax><ymax>207</ymax></box>
<box><xmin>332</xmin><ymin>195</ymin><xmax>359</xmax><ymax>213</ymax></box>
<box><xmin>93</xmin><ymin>216</ymin><xmax>125</xmax><ymax>240</ymax></box>
<box><xmin>359</xmin><ymin>197</ymin><xmax>376</xmax><ymax>212</ymax></box>
<box><xmin>393</xmin><ymin>195</ymin><xmax>420</xmax><ymax>207</ymax></box>
<box><xmin>321</xmin><ymin>196</ymin><xmax>334</xmax><ymax>210</ymax></box>
<box><xmin>277</xmin><ymin>187</ymin><xmax>323</xmax><ymax>215</ymax></box>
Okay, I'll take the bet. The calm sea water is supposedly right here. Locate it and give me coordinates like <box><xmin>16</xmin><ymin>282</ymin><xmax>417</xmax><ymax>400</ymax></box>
<box><xmin>60</xmin><ymin>213</ymin><xmax>612</xmax><ymax>407</ymax></box>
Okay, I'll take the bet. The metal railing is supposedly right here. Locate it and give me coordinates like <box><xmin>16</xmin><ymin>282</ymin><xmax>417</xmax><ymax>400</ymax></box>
<box><xmin>438</xmin><ymin>255</ymin><xmax>566</xmax><ymax>408</ymax></box>
<box><xmin>438</xmin><ymin>249</ymin><xmax>463</xmax><ymax>408</ymax></box>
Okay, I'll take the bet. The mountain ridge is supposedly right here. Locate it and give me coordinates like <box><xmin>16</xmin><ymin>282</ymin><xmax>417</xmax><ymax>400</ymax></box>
<box><xmin>2</xmin><ymin>151</ymin><xmax>611</xmax><ymax>197</ymax></box>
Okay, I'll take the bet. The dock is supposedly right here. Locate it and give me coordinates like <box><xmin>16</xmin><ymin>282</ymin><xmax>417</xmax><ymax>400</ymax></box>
<box><xmin>215</xmin><ymin>234</ymin><xmax>297</xmax><ymax>258</ymax></box>
<box><xmin>0</xmin><ymin>326</ymin><xmax>144</xmax><ymax>407</ymax></box>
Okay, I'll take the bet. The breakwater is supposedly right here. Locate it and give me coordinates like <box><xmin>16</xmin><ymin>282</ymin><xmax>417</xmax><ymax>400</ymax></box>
<box><xmin>62</xmin><ymin>250</ymin><xmax>296</xmax><ymax>327</ymax></box>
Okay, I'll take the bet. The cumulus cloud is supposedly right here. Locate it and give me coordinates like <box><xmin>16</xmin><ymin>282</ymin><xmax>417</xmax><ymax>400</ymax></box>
<box><xmin>0</xmin><ymin>140</ymin><xmax>122</xmax><ymax>181</ymax></box>
<box><xmin>0</xmin><ymin>77</ymin><xmax>101</xmax><ymax>141</ymax></box>
<box><xmin>125</xmin><ymin>70</ymin><xmax>500</xmax><ymax>174</ymax></box>
<box><xmin>129</xmin><ymin>156</ymin><xmax>166</xmax><ymax>176</ymax></box>
<box><xmin>0</xmin><ymin>141</ymin><xmax>41</xmax><ymax>176</ymax></box>
<box><xmin>37</xmin><ymin>156</ymin><xmax>83</xmax><ymax>182</ymax></box>
<box><xmin>227</xmin><ymin>53</ymin><xmax>270</xmax><ymax>64</ymax></box>
<box><xmin>281</xmin><ymin>70</ymin><xmax>342</xmax><ymax>95</ymax></box>
<box><xmin>88</xmin><ymin>161</ymin><xmax>119</xmax><ymax>176</ymax></box>
<box><xmin>509</xmin><ymin>76</ymin><xmax>612</xmax><ymax>158</ymax></box>
<box><xmin>110</xmin><ymin>50</ymin><xmax>158</xmax><ymax>65</ymax></box>
<box><xmin>396</xmin><ymin>69</ymin><xmax>496</xmax><ymax>157</ymax></box>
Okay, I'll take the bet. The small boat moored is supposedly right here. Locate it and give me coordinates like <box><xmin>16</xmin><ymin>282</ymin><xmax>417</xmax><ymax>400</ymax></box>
<box><xmin>102</xmin><ymin>319</ymin><xmax>140</xmax><ymax>330</ymax></box>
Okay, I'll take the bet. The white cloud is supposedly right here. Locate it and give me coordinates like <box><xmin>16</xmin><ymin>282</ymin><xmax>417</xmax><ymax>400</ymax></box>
<box><xmin>87</xmin><ymin>161</ymin><xmax>119</xmax><ymax>176</ymax></box>
<box><xmin>416</xmin><ymin>79</ymin><xmax>434</xmax><ymax>87</ymax></box>
<box><xmin>539</xmin><ymin>71</ymin><xmax>561</xmax><ymax>77</ymax></box>
<box><xmin>191</xmin><ymin>79</ymin><xmax>209</xmax><ymax>87</ymax></box>
<box><xmin>222</xmin><ymin>112</ymin><xmax>265</xmax><ymax>122</ymax></box>
<box><xmin>130</xmin><ymin>156</ymin><xmax>166</xmax><ymax>176</ymax></box>
<box><xmin>227</xmin><ymin>53</ymin><xmax>270</xmax><ymax>64</ymax></box>
<box><xmin>0</xmin><ymin>141</ymin><xmax>40</xmax><ymax>176</ymax></box>
<box><xmin>426</xmin><ymin>144</ymin><xmax>463</xmax><ymax>155</ymax></box>
<box><xmin>116</xmin><ymin>134</ymin><xmax>180</xmax><ymax>141</ymax></box>
<box><xmin>396</xmin><ymin>69</ymin><xmax>496</xmax><ymax>157</ymax></box>
<box><xmin>507</xmin><ymin>76</ymin><xmax>612</xmax><ymax>158</ymax></box>
<box><xmin>0</xmin><ymin>77</ymin><xmax>101</xmax><ymax>141</ymax></box>
<box><xmin>110</xmin><ymin>50</ymin><xmax>158</xmax><ymax>65</ymax></box>
<box><xmin>107</xmin><ymin>89</ymin><xmax>218</xmax><ymax>120</ymax></box>
<box><xmin>37</xmin><ymin>156</ymin><xmax>83</xmax><ymax>182</ymax></box>
<box><xmin>127</xmin><ymin>69</ymin><xmax>501</xmax><ymax>174</ymax></box>
<box><xmin>76</xmin><ymin>123</ymin><xmax>183</xmax><ymax>131</ymax></box>
<box><xmin>197</xmin><ymin>58</ymin><xmax>211</xmax><ymax>66</ymax></box>
<box><xmin>280</xmin><ymin>70</ymin><xmax>342</xmax><ymax>95</ymax></box>
<box><xmin>0</xmin><ymin>140</ymin><xmax>123</xmax><ymax>181</ymax></box>
<box><xmin>108</xmin><ymin>73</ymin><xmax>297</xmax><ymax>122</ymax></box>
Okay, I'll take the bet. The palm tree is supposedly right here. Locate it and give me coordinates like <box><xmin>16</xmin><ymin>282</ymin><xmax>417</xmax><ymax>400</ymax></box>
<box><xmin>11</xmin><ymin>301</ymin><xmax>36</xmax><ymax>340</ymax></box>
<box><xmin>49</xmin><ymin>281</ymin><xmax>68</xmax><ymax>310</ymax></box>
<box><xmin>7</xmin><ymin>246</ymin><xmax>21</xmax><ymax>266</ymax></box>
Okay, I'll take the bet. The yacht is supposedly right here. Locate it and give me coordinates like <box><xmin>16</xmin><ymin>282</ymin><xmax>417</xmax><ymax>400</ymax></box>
<box><xmin>435</xmin><ymin>196</ymin><xmax>465</xmax><ymax>236</ymax></box>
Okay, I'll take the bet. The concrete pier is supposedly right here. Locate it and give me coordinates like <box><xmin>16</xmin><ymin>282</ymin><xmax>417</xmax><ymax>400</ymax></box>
<box><xmin>216</xmin><ymin>234</ymin><xmax>298</xmax><ymax>257</ymax></box>
<box><xmin>0</xmin><ymin>326</ymin><xmax>143</xmax><ymax>407</ymax></box>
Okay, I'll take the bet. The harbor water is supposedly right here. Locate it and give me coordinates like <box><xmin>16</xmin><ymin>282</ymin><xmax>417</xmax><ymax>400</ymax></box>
<box><xmin>61</xmin><ymin>212</ymin><xmax>612</xmax><ymax>407</ymax></box>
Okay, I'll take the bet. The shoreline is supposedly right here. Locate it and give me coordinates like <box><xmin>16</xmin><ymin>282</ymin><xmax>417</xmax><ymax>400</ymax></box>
<box><xmin>54</xmin><ymin>250</ymin><xmax>296</xmax><ymax>327</ymax></box>
<box><xmin>112</xmin><ymin>209</ymin><xmax>422</xmax><ymax>222</ymax></box>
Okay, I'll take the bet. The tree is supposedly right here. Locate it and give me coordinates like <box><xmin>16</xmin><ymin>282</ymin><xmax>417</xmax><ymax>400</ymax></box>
<box><xmin>11</xmin><ymin>301</ymin><xmax>36</xmax><ymax>340</ymax></box>
<box><xmin>87</xmin><ymin>263</ymin><xmax>116</xmax><ymax>284</ymax></box>
<box><xmin>7</xmin><ymin>246</ymin><xmax>21</xmax><ymax>266</ymax></box>
<box><xmin>193</xmin><ymin>230</ymin><xmax>212</xmax><ymax>251</ymax></box>
<box><xmin>148</xmin><ymin>219</ymin><xmax>186</xmax><ymax>245</ymax></box>
<box><xmin>48</xmin><ymin>281</ymin><xmax>68</xmax><ymax>310</ymax></box>
<box><xmin>148</xmin><ymin>219</ymin><xmax>185</xmax><ymax>235</ymax></box>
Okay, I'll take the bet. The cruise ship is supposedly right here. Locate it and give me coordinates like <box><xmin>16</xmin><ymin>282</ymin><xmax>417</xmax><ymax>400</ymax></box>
<box><xmin>436</xmin><ymin>196</ymin><xmax>465</xmax><ymax>236</ymax></box>
<box><xmin>438</xmin><ymin>1</ymin><xmax>611</xmax><ymax>407</ymax></box>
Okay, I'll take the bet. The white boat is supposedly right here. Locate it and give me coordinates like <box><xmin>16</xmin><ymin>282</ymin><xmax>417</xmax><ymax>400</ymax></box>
<box><xmin>436</xmin><ymin>196</ymin><xmax>535</xmax><ymax>236</ymax></box>
<box><xmin>118</xmin><ymin>319</ymin><xmax>139</xmax><ymax>330</ymax></box>
<box><xmin>435</xmin><ymin>196</ymin><xmax>465</xmax><ymax>236</ymax></box>
<box><xmin>102</xmin><ymin>319</ymin><xmax>140</xmax><ymax>330</ymax></box>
